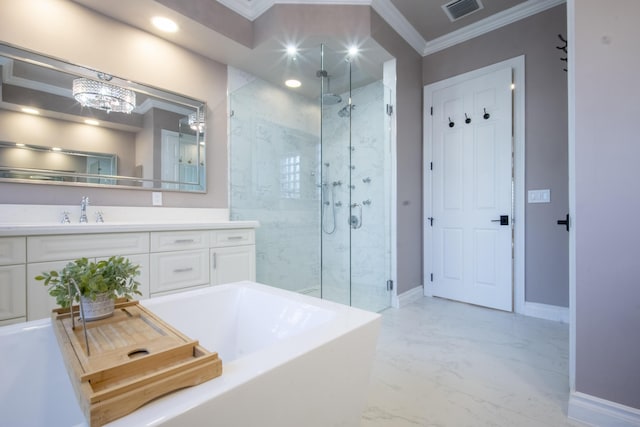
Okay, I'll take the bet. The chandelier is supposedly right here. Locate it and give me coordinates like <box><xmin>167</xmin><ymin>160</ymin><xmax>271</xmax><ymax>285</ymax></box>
<box><xmin>188</xmin><ymin>111</ymin><xmax>205</xmax><ymax>133</ymax></box>
<box><xmin>72</xmin><ymin>73</ymin><xmax>136</xmax><ymax>114</ymax></box>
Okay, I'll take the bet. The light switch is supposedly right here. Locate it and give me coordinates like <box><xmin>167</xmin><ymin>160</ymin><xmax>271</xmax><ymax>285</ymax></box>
<box><xmin>152</xmin><ymin>192</ymin><xmax>163</xmax><ymax>206</ymax></box>
<box><xmin>528</xmin><ymin>189</ymin><xmax>550</xmax><ymax>203</ymax></box>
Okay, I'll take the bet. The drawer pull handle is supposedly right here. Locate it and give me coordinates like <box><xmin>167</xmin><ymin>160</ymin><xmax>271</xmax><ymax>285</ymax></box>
<box><xmin>174</xmin><ymin>239</ymin><xmax>195</xmax><ymax>244</ymax></box>
<box><xmin>173</xmin><ymin>267</ymin><xmax>194</xmax><ymax>273</ymax></box>
<box><xmin>227</xmin><ymin>236</ymin><xmax>244</xmax><ymax>240</ymax></box>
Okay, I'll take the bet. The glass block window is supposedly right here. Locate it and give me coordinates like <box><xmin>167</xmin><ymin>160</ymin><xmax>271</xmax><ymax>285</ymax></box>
<box><xmin>280</xmin><ymin>155</ymin><xmax>301</xmax><ymax>199</ymax></box>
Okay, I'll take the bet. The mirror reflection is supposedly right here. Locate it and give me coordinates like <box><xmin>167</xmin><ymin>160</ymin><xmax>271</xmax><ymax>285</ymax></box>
<box><xmin>0</xmin><ymin>43</ymin><xmax>207</xmax><ymax>192</ymax></box>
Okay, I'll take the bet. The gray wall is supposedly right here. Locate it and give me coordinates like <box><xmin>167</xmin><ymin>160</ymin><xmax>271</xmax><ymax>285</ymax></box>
<box><xmin>423</xmin><ymin>5</ymin><xmax>569</xmax><ymax>307</ymax></box>
<box><xmin>370</xmin><ymin>12</ymin><xmax>424</xmax><ymax>295</ymax></box>
<box><xmin>0</xmin><ymin>0</ymin><xmax>228</xmax><ymax>208</ymax></box>
<box><xmin>573</xmin><ymin>0</ymin><xmax>640</xmax><ymax>409</ymax></box>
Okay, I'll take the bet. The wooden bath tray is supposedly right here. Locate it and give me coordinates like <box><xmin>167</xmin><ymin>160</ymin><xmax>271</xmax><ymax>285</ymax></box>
<box><xmin>51</xmin><ymin>300</ymin><xmax>222</xmax><ymax>427</ymax></box>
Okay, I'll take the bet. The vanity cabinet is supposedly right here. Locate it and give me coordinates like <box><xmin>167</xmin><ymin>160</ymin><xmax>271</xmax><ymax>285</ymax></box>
<box><xmin>150</xmin><ymin>230</ymin><xmax>210</xmax><ymax>296</ymax></box>
<box><xmin>149</xmin><ymin>229</ymin><xmax>256</xmax><ymax>295</ymax></box>
<box><xmin>26</xmin><ymin>233</ymin><xmax>150</xmax><ymax>321</ymax></box>
<box><xmin>5</xmin><ymin>225</ymin><xmax>255</xmax><ymax>322</ymax></box>
<box><xmin>0</xmin><ymin>237</ymin><xmax>27</xmax><ymax>325</ymax></box>
<box><xmin>210</xmin><ymin>230</ymin><xmax>255</xmax><ymax>285</ymax></box>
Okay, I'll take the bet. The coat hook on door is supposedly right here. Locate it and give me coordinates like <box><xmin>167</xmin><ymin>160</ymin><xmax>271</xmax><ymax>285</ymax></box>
<box><xmin>465</xmin><ymin>113</ymin><xmax>471</xmax><ymax>124</ymax></box>
<box><xmin>448</xmin><ymin>117</ymin><xmax>455</xmax><ymax>128</ymax></box>
<box><xmin>483</xmin><ymin>108</ymin><xmax>490</xmax><ymax>120</ymax></box>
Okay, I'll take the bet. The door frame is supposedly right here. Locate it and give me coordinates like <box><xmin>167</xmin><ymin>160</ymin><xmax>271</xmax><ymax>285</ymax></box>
<box><xmin>423</xmin><ymin>56</ymin><xmax>526</xmax><ymax>313</ymax></box>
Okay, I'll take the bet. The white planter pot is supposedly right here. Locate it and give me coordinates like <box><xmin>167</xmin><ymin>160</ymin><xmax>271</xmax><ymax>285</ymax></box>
<box><xmin>79</xmin><ymin>293</ymin><xmax>115</xmax><ymax>321</ymax></box>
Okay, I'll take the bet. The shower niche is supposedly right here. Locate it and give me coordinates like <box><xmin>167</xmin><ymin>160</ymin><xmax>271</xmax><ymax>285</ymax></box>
<box><xmin>229</xmin><ymin>44</ymin><xmax>393</xmax><ymax>312</ymax></box>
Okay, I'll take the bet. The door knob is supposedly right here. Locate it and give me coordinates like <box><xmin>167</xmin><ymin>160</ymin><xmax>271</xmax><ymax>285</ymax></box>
<box><xmin>491</xmin><ymin>215</ymin><xmax>509</xmax><ymax>226</ymax></box>
<box><xmin>557</xmin><ymin>213</ymin><xmax>570</xmax><ymax>232</ymax></box>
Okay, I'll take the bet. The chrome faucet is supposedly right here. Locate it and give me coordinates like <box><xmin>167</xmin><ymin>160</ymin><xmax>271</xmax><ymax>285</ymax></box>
<box><xmin>79</xmin><ymin>196</ymin><xmax>89</xmax><ymax>223</ymax></box>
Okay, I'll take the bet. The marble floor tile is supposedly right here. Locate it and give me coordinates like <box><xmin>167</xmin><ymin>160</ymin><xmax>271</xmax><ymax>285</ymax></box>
<box><xmin>361</xmin><ymin>297</ymin><xmax>585</xmax><ymax>427</ymax></box>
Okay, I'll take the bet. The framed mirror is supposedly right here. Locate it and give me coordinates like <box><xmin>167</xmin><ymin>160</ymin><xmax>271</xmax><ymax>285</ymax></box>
<box><xmin>0</xmin><ymin>43</ymin><xmax>206</xmax><ymax>192</ymax></box>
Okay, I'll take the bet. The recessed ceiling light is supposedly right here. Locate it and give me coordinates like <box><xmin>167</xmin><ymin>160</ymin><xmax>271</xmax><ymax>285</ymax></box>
<box><xmin>152</xmin><ymin>16</ymin><xmax>178</xmax><ymax>33</ymax></box>
<box><xmin>84</xmin><ymin>119</ymin><xmax>100</xmax><ymax>126</ymax></box>
<box><xmin>286</xmin><ymin>45</ymin><xmax>298</xmax><ymax>56</ymax></box>
<box><xmin>285</xmin><ymin>79</ymin><xmax>301</xmax><ymax>88</ymax></box>
<box><xmin>21</xmin><ymin>107</ymin><xmax>40</xmax><ymax>115</ymax></box>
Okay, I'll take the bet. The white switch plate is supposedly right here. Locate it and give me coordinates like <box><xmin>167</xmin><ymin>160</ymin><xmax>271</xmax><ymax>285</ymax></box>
<box><xmin>528</xmin><ymin>189</ymin><xmax>550</xmax><ymax>203</ymax></box>
<box><xmin>152</xmin><ymin>192</ymin><xmax>163</xmax><ymax>206</ymax></box>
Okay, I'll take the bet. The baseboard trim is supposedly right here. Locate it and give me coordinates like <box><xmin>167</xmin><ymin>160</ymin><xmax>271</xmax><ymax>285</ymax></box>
<box><xmin>392</xmin><ymin>285</ymin><xmax>424</xmax><ymax>308</ymax></box>
<box><xmin>520</xmin><ymin>301</ymin><xmax>569</xmax><ymax>323</ymax></box>
<box><xmin>568</xmin><ymin>391</ymin><xmax>640</xmax><ymax>427</ymax></box>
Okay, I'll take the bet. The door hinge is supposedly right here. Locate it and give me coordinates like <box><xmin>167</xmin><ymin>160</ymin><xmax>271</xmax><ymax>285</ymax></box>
<box><xmin>386</xmin><ymin>104</ymin><xmax>393</xmax><ymax>116</ymax></box>
<box><xmin>430</xmin><ymin>273</ymin><xmax>433</xmax><ymax>282</ymax></box>
<box><xmin>427</xmin><ymin>217</ymin><xmax>434</xmax><ymax>226</ymax></box>
<box><xmin>386</xmin><ymin>279</ymin><xmax>394</xmax><ymax>291</ymax></box>
<box><xmin>430</xmin><ymin>106</ymin><xmax>433</xmax><ymax>116</ymax></box>
<box><xmin>430</xmin><ymin>162</ymin><xmax>433</xmax><ymax>171</ymax></box>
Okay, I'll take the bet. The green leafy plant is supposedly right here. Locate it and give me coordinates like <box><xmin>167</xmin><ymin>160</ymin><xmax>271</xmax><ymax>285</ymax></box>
<box><xmin>35</xmin><ymin>256</ymin><xmax>141</xmax><ymax>308</ymax></box>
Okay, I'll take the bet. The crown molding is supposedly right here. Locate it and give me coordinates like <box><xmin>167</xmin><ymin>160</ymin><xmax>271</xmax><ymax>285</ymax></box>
<box><xmin>423</xmin><ymin>0</ymin><xmax>566</xmax><ymax>55</ymax></box>
<box><xmin>216</xmin><ymin>0</ymin><xmax>566</xmax><ymax>57</ymax></box>
<box><xmin>217</xmin><ymin>0</ymin><xmax>427</xmax><ymax>53</ymax></box>
<box><xmin>370</xmin><ymin>0</ymin><xmax>427</xmax><ymax>54</ymax></box>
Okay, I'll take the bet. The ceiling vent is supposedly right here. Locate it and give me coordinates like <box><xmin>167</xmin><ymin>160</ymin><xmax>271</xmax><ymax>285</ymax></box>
<box><xmin>442</xmin><ymin>0</ymin><xmax>484</xmax><ymax>22</ymax></box>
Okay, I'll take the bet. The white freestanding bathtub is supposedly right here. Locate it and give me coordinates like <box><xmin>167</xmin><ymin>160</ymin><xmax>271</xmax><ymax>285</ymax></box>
<box><xmin>0</xmin><ymin>281</ymin><xmax>381</xmax><ymax>426</ymax></box>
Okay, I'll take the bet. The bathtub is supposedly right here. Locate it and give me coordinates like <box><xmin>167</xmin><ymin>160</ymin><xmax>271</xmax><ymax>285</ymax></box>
<box><xmin>0</xmin><ymin>281</ymin><xmax>381</xmax><ymax>426</ymax></box>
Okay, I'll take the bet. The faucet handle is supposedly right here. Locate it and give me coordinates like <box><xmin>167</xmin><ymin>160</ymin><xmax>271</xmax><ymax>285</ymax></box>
<box><xmin>95</xmin><ymin>211</ymin><xmax>104</xmax><ymax>223</ymax></box>
<box><xmin>61</xmin><ymin>211</ymin><xmax>71</xmax><ymax>224</ymax></box>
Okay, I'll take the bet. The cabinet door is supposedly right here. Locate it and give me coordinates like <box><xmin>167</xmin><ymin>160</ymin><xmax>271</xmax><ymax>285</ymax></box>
<box><xmin>27</xmin><ymin>260</ymin><xmax>70</xmax><ymax>321</ymax></box>
<box><xmin>211</xmin><ymin>245</ymin><xmax>255</xmax><ymax>285</ymax></box>
<box><xmin>0</xmin><ymin>265</ymin><xmax>26</xmax><ymax>321</ymax></box>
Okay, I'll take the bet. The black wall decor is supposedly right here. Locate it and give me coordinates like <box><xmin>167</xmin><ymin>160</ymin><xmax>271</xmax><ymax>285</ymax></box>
<box><xmin>557</xmin><ymin>34</ymin><xmax>568</xmax><ymax>72</ymax></box>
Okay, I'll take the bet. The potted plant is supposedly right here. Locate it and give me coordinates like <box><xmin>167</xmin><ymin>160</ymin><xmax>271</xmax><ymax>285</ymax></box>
<box><xmin>36</xmin><ymin>256</ymin><xmax>141</xmax><ymax>321</ymax></box>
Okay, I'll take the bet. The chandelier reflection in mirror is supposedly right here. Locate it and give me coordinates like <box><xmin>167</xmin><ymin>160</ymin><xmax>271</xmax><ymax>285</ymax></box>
<box><xmin>72</xmin><ymin>73</ymin><xmax>136</xmax><ymax>114</ymax></box>
<box><xmin>188</xmin><ymin>111</ymin><xmax>205</xmax><ymax>133</ymax></box>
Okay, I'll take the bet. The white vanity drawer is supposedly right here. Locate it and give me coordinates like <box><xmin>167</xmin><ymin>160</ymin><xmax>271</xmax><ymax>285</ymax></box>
<box><xmin>0</xmin><ymin>237</ymin><xmax>26</xmax><ymax>265</ymax></box>
<box><xmin>150</xmin><ymin>249</ymin><xmax>209</xmax><ymax>294</ymax></box>
<box><xmin>27</xmin><ymin>233</ymin><xmax>149</xmax><ymax>263</ymax></box>
<box><xmin>211</xmin><ymin>229</ymin><xmax>255</xmax><ymax>247</ymax></box>
<box><xmin>150</xmin><ymin>230</ymin><xmax>209</xmax><ymax>252</ymax></box>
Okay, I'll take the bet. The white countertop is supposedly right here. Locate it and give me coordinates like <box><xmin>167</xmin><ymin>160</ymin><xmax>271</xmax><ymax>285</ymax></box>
<box><xmin>0</xmin><ymin>221</ymin><xmax>259</xmax><ymax>236</ymax></box>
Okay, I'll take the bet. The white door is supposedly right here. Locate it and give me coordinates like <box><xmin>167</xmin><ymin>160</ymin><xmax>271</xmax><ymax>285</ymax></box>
<box><xmin>426</xmin><ymin>67</ymin><xmax>513</xmax><ymax>311</ymax></box>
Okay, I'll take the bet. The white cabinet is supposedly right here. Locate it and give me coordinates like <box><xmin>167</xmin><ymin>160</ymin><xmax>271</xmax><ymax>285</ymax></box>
<box><xmin>211</xmin><ymin>245</ymin><xmax>256</xmax><ymax>285</ymax></box>
<box><xmin>4</xmin><ymin>226</ymin><xmax>256</xmax><ymax>322</ymax></box>
<box><xmin>149</xmin><ymin>228</ymin><xmax>256</xmax><ymax>294</ymax></box>
<box><xmin>150</xmin><ymin>249</ymin><xmax>210</xmax><ymax>295</ymax></box>
<box><xmin>149</xmin><ymin>231</ymin><xmax>210</xmax><ymax>296</ymax></box>
<box><xmin>26</xmin><ymin>233</ymin><xmax>150</xmax><ymax>321</ymax></box>
<box><xmin>0</xmin><ymin>237</ymin><xmax>26</xmax><ymax>325</ymax></box>
<box><xmin>210</xmin><ymin>229</ymin><xmax>255</xmax><ymax>285</ymax></box>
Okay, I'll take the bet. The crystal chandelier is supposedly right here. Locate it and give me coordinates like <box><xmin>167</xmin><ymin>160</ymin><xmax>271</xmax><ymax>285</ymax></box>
<box><xmin>72</xmin><ymin>73</ymin><xmax>136</xmax><ymax>114</ymax></box>
<box><xmin>188</xmin><ymin>111</ymin><xmax>205</xmax><ymax>133</ymax></box>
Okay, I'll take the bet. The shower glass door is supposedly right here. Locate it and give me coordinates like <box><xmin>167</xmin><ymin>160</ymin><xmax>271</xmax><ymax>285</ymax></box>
<box><xmin>229</xmin><ymin>43</ymin><xmax>392</xmax><ymax>312</ymax></box>
<box><xmin>319</xmin><ymin>44</ymin><xmax>392</xmax><ymax>311</ymax></box>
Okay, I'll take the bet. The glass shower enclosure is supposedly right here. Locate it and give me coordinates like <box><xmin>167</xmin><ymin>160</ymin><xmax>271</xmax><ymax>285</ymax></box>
<box><xmin>229</xmin><ymin>44</ymin><xmax>392</xmax><ymax>312</ymax></box>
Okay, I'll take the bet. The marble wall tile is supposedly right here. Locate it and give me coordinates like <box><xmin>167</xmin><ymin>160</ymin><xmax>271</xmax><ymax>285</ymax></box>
<box><xmin>229</xmin><ymin>68</ymin><xmax>392</xmax><ymax>311</ymax></box>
